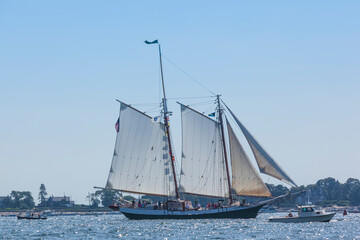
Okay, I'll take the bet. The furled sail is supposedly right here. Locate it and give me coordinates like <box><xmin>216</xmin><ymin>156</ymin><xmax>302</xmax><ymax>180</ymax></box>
<box><xmin>106</xmin><ymin>102</ymin><xmax>176</xmax><ymax>197</ymax></box>
<box><xmin>226</xmin><ymin>119</ymin><xmax>272</xmax><ymax>197</ymax></box>
<box><xmin>179</xmin><ymin>104</ymin><xmax>228</xmax><ymax>198</ymax></box>
<box><xmin>225</xmin><ymin>105</ymin><xmax>297</xmax><ymax>187</ymax></box>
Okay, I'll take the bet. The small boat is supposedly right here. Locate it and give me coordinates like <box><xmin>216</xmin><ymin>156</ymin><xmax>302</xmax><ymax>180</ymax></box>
<box><xmin>348</xmin><ymin>208</ymin><xmax>360</xmax><ymax>213</ymax></box>
<box><xmin>269</xmin><ymin>205</ymin><xmax>335</xmax><ymax>223</ymax></box>
<box><xmin>109</xmin><ymin>205</ymin><xmax>119</xmax><ymax>211</ymax></box>
<box><xmin>17</xmin><ymin>211</ymin><xmax>47</xmax><ymax>220</ymax></box>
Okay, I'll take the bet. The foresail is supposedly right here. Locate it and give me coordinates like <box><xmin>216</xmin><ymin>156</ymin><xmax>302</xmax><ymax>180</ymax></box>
<box><xmin>106</xmin><ymin>102</ymin><xmax>176</xmax><ymax>197</ymax></box>
<box><xmin>225</xmin><ymin>105</ymin><xmax>297</xmax><ymax>187</ymax></box>
<box><xmin>179</xmin><ymin>104</ymin><xmax>228</xmax><ymax>198</ymax></box>
<box><xmin>227</xmin><ymin>119</ymin><xmax>272</xmax><ymax>197</ymax></box>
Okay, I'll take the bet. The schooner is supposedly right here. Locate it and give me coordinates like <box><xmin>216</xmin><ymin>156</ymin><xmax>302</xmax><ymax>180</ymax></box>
<box><xmin>102</xmin><ymin>40</ymin><xmax>297</xmax><ymax>219</ymax></box>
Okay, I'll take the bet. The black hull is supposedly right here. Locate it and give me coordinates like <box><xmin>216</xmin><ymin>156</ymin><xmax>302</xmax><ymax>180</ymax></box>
<box><xmin>121</xmin><ymin>204</ymin><xmax>264</xmax><ymax>220</ymax></box>
<box><xmin>17</xmin><ymin>216</ymin><xmax>47</xmax><ymax>220</ymax></box>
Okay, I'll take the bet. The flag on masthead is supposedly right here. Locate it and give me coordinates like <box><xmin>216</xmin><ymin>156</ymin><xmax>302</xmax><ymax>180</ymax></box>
<box><xmin>144</xmin><ymin>39</ymin><xmax>158</xmax><ymax>44</ymax></box>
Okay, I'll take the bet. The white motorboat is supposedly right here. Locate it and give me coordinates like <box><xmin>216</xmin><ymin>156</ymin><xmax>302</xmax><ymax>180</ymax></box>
<box><xmin>269</xmin><ymin>205</ymin><xmax>335</xmax><ymax>223</ymax></box>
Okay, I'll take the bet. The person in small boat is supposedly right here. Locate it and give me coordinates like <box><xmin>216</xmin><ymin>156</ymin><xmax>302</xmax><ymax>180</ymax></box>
<box><xmin>288</xmin><ymin>212</ymin><xmax>293</xmax><ymax>217</ymax></box>
<box><xmin>132</xmin><ymin>199</ymin><xmax>135</xmax><ymax>208</ymax></box>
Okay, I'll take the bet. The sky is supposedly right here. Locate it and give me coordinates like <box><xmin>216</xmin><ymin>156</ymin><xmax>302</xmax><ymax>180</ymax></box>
<box><xmin>0</xmin><ymin>1</ymin><xmax>359</xmax><ymax>204</ymax></box>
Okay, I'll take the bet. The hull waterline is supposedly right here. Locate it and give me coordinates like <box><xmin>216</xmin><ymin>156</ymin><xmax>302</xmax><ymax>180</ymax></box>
<box><xmin>120</xmin><ymin>204</ymin><xmax>265</xmax><ymax>220</ymax></box>
<box><xmin>17</xmin><ymin>216</ymin><xmax>47</xmax><ymax>220</ymax></box>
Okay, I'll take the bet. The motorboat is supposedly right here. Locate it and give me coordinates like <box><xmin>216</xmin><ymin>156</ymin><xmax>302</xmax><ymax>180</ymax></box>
<box><xmin>269</xmin><ymin>205</ymin><xmax>335</xmax><ymax>223</ymax></box>
<box><xmin>17</xmin><ymin>211</ymin><xmax>47</xmax><ymax>220</ymax></box>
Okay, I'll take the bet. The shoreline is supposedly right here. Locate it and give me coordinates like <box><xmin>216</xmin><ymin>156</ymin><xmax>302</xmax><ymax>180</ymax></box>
<box><xmin>0</xmin><ymin>209</ymin><xmax>120</xmax><ymax>217</ymax></box>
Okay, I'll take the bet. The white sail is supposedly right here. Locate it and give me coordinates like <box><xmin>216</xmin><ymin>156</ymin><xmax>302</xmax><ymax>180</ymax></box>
<box><xmin>106</xmin><ymin>102</ymin><xmax>176</xmax><ymax>197</ymax></box>
<box><xmin>179</xmin><ymin>104</ymin><xmax>228</xmax><ymax>198</ymax></box>
<box><xmin>227</xmin><ymin>119</ymin><xmax>272</xmax><ymax>197</ymax></box>
<box><xmin>225</xmin><ymin>105</ymin><xmax>297</xmax><ymax>187</ymax></box>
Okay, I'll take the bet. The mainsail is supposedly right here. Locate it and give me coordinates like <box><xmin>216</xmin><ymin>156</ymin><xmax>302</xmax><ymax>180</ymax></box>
<box><xmin>179</xmin><ymin>104</ymin><xmax>228</xmax><ymax>198</ymax></box>
<box><xmin>106</xmin><ymin>102</ymin><xmax>176</xmax><ymax>197</ymax></box>
<box><xmin>225</xmin><ymin>105</ymin><xmax>297</xmax><ymax>187</ymax></box>
<box><xmin>226</xmin><ymin>119</ymin><xmax>272</xmax><ymax>197</ymax></box>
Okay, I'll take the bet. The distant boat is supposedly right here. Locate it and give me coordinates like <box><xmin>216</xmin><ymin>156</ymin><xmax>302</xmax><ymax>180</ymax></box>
<box><xmin>109</xmin><ymin>205</ymin><xmax>119</xmax><ymax>211</ymax></box>
<box><xmin>269</xmin><ymin>205</ymin><xmax>335</xmax><ymax>223</ymax></box>
<box><xmin>99</xmin><ymin>40</ymin><xmax>297</xmax><ymax>220</ymax></box>
<box><xmin>17</xmin><ymin>211</ymin><xmax>47</xmax><ymax>220</ymax></box>
<box><xmin>348</xmin><ymin>208</ymin><xmax>360</xmax><ymax>213</ymax></box>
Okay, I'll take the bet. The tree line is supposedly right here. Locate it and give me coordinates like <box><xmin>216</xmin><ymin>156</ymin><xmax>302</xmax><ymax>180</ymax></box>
<box><xmin>266</xmin><ymin>177</ymin><xmax>360</xmax><ymax>207</ymax></box>
<box><xmin>1</xmin><ymin>177</ymin><xmax>359</xmax><ymax>210</ymax></box>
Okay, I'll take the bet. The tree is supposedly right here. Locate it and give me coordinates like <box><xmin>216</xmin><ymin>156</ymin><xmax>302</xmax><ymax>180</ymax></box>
<box><xmin>265</xmin><ymin>184</ymin><xmax>289</xmax><ymax>197</ymax></box>
<box><xmin>38</xmin><ymin>184</ymin><xmax>48</xmax><ymax>206</ymax></box>
<box><xmin>2</xmin><ymin>196</ymin><xmax>13</xmax><ymax>208</ymax></box>
<box><xmin>95</xmin><ymin>189</ymin><xmax>122</xmax><ymax>207</ymax></box>
<box><xmin>86</xmin><ymin>193</ymin><xmax>100</xmax><ymax>208</ymax></box>
<box><xmin>8</xmin><ymin>191</ymin><xmax>35</xmax><ymax>209</ymax></box>
<box><xmin>346</xmin><ymin>178</ymin><xmax>360</xmax><ymax>205</ymax></box>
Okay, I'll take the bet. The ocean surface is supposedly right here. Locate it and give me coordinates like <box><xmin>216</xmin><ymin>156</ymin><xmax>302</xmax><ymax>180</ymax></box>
<box><xmin>0</xmin><ymin>212</ymin><xmax>359</xmax><ymax>239</ymax></box>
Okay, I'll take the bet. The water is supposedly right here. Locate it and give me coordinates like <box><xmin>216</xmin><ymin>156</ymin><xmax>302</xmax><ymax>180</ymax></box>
<box><xmin>0</xmin><ymin>213</ymin><xmax>359</xmax><ymax>239</ymax></box>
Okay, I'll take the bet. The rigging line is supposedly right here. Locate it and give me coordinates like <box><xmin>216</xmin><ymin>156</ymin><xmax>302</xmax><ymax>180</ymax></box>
<box><xmin>158</xmin><ymin>63</ymin><xmax>162</xmax><ymax>115</ymax></box>
<box><xmin>188</xmin><ymin>103</ymin><xmax>214</xmax><ymax>108</ymax></box>
<box><xmin>187</xmin><ymin>99</ymin><xmax>215</xmax><ymax>105</ymax></box>
<box><xmin>130</xmin><ymin>103</ymin><xmax>159</xmax><ymax>106</ymax></box>
<box><xmin>201</xmin><ymin>106</ymin><xmax>217</xmax><ymax>115</ymax></box>
<box><xmin>167</xmin><ymin>96</ymin><xmax>216</xmax><ymax>100</ymax></box>
<box><xmin>189</xmin><ymin>127</ymin><xmax>218</xmax><ymax>193</ymax></box>
<box><xmin>191</xmin><ymin>101</ymin><xmax>217</xmax><ymax>110</ymax></box>
<box><xmin>143</xmin><ymin>106</ymin><xmax>162</xmax><ymax>114</ymax></box>
<box><xmin>161</xmin><ymin>54</ymin><xmax>217</xmax><ymax>96</ymax></box>
<box><xmin>185</xmin><ymin>100</ymin><xmax>216</xmax><ymax>107</ymax></box>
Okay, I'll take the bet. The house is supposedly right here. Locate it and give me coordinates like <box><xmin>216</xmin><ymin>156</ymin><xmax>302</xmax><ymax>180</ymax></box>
<box><xmin>45</xmin><ymin>196</ymin><xmax>75</xmax><ymax>208</ymax></box>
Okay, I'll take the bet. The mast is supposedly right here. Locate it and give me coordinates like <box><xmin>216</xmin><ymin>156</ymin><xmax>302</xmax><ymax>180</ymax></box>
<box><xmin>216</xmin><ymin>95</ymin><xmax>233</xmax><ymax>204</ymax></box>
<box><xmin>147</xmin><ymin>40</ymin><xmax>180</xmax><ymax>199</ymax></box>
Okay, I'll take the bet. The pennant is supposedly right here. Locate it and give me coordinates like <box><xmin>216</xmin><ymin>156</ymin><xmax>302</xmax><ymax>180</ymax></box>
<box><xmin>208</xmin><ymin>112</ymin><xmax>215</xmax><ymax>117</ymax></box>
<box><xmin>144</xmin><ymin>39</ymin><xmax>158</xmax><ymax>44</ymax></box>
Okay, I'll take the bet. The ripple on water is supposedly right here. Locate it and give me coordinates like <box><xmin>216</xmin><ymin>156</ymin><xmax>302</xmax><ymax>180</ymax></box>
<box><xmin>0</xmin><ymin>213</ymin><xmax>359</xmax><ymax>239</ymax></box>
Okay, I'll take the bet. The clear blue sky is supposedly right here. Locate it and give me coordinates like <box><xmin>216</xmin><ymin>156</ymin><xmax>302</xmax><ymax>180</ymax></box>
<box><xmin>0</xmin><ymin>1</ymin><xmax>359</xmax><ymax>204</ymax></box>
